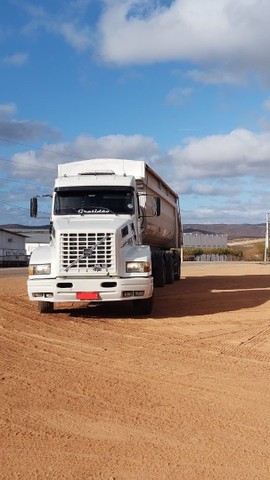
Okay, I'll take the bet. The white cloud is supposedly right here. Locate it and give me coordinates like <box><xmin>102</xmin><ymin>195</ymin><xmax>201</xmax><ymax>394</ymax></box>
<box><xmin>97</xmin><ymin>0</ymin><xmax>270</xmax><ymax>81</ymax></box>
<box><xmin>10</xmin><ymin>133</ymin><xmax>159</xmax><ymax>182</ymax></box>
<box><xmin>0</xmin><ymin>104</ymin><xmax>60</xmax><ymax>143</ymax></box>
<box><xmin>18</xmin><ymin>0</ymin><xmax>270</xmax><ymax>83</ymax></box>
<box><xmin>56</xmin><ymin>22</ymin><xmax>93</xmax><ymax>51</ymax></box>
<box><xmin>169</xmin><ymin>129</ymin><xmax>270</xmax><ymax>181</ymax></box>
<box><xmin>11</xmin><ymin>149</ymin><xmax>57</xmax><ymax>185</ymax></box>
<box><xmin>73</xmin><ymin>133</ymin><xmax>159</xmax><ymax>158</ymax></box>
<box><xmin>165</xmin><ymin>87</ymin><xmax>192</xmax><ymax>106</ymax></box>
<box><xmin>187</xmin><ymin>182</ymin><xmax>240</xmax><ymax>196</ymax></box>
<box><xmin>185</xmin><ymin>68</ymin><xmax>244</xmax><ymax>85</ymax></box>
<box><xmin>0</xmin><ymin>119</ymin><xmax>59</xmax><ymax>143</ymax></box>
<box><xmin>6</xmin><ymin>126</ymin><xmax>270</xmax><ymax>224</ymax></box>
<box><xmin>182</xmin><ymin>205</ymin><xmax>265</xmax><ymax>224</ymax></box>
<box><xmin>263</xmin><ymin>97</ymin><xmax>270</xmax><ymax>112</ymax></box>
<box><xmin>0</xmin><ymin>103</ymin><xmax>17</xmax><ymax>119</ymax></box>
<box><xmin>22</xmin><ymin>2</ymin><xmax>94</xmax><ymax>52</ymax></box>
<box><xmin>3</xmin><ymin>53</ymin><xmax>28</xmax><ymax>66</ymax></box>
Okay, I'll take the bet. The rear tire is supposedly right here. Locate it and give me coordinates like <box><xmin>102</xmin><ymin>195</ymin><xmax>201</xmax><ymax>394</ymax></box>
<box><xmin>174</xmin><ymin>254</ymin><xmax>181</xmax><ymax>281</ymax></box>
<box><xmin>165</xmin><ymin>252</ymin><xmax>175</xmax><ymax>284</ymax></box>
<box><xmin>38</xmin><ymin>301</ymin><xmax>54</xmax><ymax>314</ymax></box>
<box><xmin>133</xmin><ymin>296</ymin><xmax>153</xmax><ymax>316</ymax></box>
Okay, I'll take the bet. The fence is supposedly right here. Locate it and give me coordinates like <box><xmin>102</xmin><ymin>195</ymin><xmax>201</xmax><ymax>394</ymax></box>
<box><xmin>0</xmin><ymin>255</ymin><xmax>29</xmax><ymax>267</ymax></box>
<box><xmin>195</xmin><ymin>254</ymin><xmax>227</xmax><ymax>262</ymax></box>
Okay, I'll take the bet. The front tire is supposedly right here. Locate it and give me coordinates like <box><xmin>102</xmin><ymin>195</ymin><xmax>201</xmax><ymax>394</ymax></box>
<box><xmin>133</xmin><ymin>296</ymin><xmax>153</xmax><ymax>316</ymax></box>
<box><xmin>38</xmin><ymin>301</ymin><xmax>54</xmax><ymax>314</ymax></box>
<box><xmin>152</xmin><ymin>252</ymin><xmax>166</xmax><ymax>287</ymax></box>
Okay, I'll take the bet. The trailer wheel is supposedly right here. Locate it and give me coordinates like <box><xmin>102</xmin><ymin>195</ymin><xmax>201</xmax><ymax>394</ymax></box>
<box><xmin>133</xmin><ymin>296</ymin><xmax>153</xmax><ymax>316</ymax></box>
<box><xmin>174</xmin><ymin>256</ymin><xmax>181</xmax><ymax>281</ymax></box>
<box><xmin>153</xmin><ymin>252</ymin><xmax>166</xmax><ymax>287</ymax></box>
<box><xmin>165</xmin><ymin>253</ymin><xmax>175</xmax><ymax>284</ymax></box>
<box><xmin>38</xmin><ymin>301</ymin><xmax>54</xmax><ymax>314</ymax></box>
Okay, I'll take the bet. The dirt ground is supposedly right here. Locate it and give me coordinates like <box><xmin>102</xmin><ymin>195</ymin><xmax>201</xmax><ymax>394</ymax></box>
<box><xmin>1</xmin><ymin>262</ymin><xmax>270</xmax><ymax>480</ymax></box>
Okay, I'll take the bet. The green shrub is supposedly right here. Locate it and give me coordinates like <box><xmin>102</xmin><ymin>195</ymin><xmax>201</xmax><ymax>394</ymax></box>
<box><xmin>183</xmin><ymin>247</ymin><xmax>243</xmax><ymax>261</ymax></box>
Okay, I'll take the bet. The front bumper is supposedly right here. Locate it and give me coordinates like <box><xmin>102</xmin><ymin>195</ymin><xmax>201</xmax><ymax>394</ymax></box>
<box><xmin>27</xmin><ymin>276</ymin><xmax>153</xmax><ymax>303</ymax></box>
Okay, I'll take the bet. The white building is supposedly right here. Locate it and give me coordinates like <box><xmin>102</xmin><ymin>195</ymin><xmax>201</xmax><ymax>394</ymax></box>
<box><xmin>25</xmin><ymin>231</ymin><xmax>50</xmax><ymax>256</ymax></box>
<box><xmin>3</xmin><ymin>227</ymin><xmax>51</xmax><ymax>256</ymax></box>
<box><xmin>0</xmin><ymin>228</ymin><xmax>28</xmax><ymax>266</ymax></box>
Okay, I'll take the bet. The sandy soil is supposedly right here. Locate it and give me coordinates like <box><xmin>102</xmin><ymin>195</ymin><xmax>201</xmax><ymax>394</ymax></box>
<box><xmin>1</xmin><ymin>262</ymin><xmax>270</xmax><ymax>480</ymax></box>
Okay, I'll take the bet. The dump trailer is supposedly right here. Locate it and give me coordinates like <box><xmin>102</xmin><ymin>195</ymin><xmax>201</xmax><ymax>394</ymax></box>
<box><xmin>27</xmin><ymin>159</ymin><xmax>182</xmax><ymax>315</ymax></box>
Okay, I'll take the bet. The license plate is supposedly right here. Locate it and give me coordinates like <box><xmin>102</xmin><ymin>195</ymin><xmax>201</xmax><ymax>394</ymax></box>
<box><xmin>76</xmin><ymin>292</ymin><xmax>99</xmax><ymax>300</ymax></box>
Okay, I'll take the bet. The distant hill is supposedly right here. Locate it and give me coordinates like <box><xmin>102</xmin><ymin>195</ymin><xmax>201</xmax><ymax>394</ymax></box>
<box><xmin>0</xmin><ymin>223</ymin><xmax>266</xmax><ymax>241</ymax></box>
<box><xmin>184</xmin><ymin>224</ymin><xmax>266</xmax><ymax>240</ymax></box>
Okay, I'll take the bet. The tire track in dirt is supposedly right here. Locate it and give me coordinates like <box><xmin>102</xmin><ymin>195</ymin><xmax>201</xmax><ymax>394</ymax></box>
<box><xmin>185</xmin><ymin>320</ymin><xmax>270</xmax><ymax>362</ymax></box>
<box><xmin>1</xmin><ymin>265</ymin><xmax>270</xmax><ymax>479</ymax></box>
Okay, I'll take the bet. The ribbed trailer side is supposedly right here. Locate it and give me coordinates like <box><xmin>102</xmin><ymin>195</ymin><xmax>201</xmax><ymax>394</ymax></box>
<box><xmin>137</xmin><ymin>163</ymin><xmax>181</xmax><ymax>249</ymax></box>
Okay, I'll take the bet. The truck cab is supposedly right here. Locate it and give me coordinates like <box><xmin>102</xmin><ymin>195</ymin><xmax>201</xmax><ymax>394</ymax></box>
<box><xmin>28</xmin><ymin>164</ymin><xmax>154</xmax><ymax>315</ymax></box>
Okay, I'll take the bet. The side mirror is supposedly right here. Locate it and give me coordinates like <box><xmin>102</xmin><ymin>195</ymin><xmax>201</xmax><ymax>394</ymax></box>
<box><xmin>155</xmin><ymin>197</ymin><xmax>161</xmax><ymax>216</ymax></box>
<box><xmin>30</xmin><ymin>197</ymin><xmax>38</xmax><ymax>217</ymax></box>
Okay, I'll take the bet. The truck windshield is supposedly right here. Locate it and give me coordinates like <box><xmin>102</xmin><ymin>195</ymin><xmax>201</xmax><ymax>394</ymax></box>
<box><xmin>54</xmin><ymin>188</ymin><xmax>135</xmax><ymax>215</ymax></box>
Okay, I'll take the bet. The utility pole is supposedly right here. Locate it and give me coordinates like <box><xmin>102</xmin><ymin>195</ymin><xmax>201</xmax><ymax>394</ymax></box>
<box><xmin>264</xmin><ymin>212</ymin><xmax>269</xmax><ymax>262</ymax></box>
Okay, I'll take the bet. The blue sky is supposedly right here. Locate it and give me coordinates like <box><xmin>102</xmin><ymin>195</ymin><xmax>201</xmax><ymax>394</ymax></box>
<box><xmin>1</xmin><ymin>0</ymin><xmax>270</xmax><ymax>226</ymax></box>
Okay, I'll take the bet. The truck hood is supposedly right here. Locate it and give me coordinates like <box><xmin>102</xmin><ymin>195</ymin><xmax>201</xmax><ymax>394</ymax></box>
<box><xmin>52</xmin><ymin>215</ymin><xmax>132</xmax><ymax>233</ymax></box>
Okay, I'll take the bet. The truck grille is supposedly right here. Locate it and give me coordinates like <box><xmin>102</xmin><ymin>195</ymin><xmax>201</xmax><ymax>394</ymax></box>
<box><xmin>59</xmin><ymin>232</ymin><xmax>115</xmax><ymax>274</ymax></box>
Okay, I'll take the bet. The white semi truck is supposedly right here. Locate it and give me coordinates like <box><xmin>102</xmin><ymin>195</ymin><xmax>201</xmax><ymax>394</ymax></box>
<box><xmin>27</xmin><ymin>159</ymin><xmax>182</xmax><ymax>315</ymax></box>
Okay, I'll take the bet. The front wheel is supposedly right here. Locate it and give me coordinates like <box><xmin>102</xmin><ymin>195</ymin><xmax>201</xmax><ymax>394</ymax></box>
<box><xmin>152</xmin><ymin>252</ymin><xmax>166</xmax><ymax>287</ymax></box>
<box><xmin>38</xmin><ymin>301</ymin><xmax>54</xmax><ymax>314</ymax></box>
<box><xmin>133</xmin><ymin>296</ymin><xmax>153</xmax><ymax>316</ymax></box>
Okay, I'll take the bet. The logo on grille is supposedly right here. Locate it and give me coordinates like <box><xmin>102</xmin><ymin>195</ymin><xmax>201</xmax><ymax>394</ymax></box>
<box><xmin>93</xmin><ymin>264</ymin><xmax>108</xmax><ymax>272</ymax></box>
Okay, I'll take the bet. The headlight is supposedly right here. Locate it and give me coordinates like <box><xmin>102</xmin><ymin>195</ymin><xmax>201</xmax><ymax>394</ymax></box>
<box><xmin>28</xmin><ymin>264</ymin><xmax>51</xmax><ymax>275</ymax></box>
<box><xmin>126</xmin><ymin>261</ymin><xmax>150</xmax><ymax>273</ymax></box>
